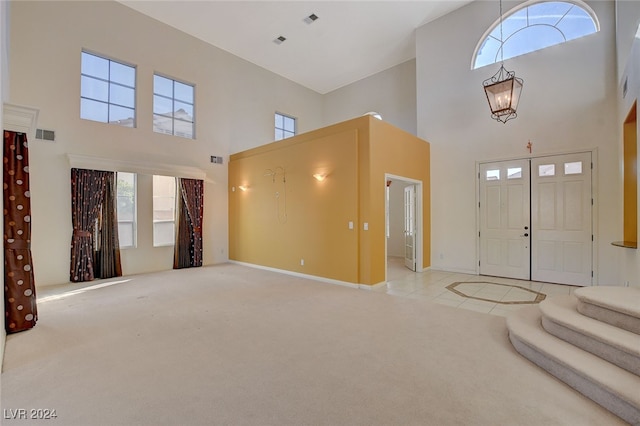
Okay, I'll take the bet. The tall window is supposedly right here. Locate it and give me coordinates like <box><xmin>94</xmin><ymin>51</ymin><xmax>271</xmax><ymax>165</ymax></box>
<box><xmin>473</xmin><ymin>1</ymin><xmax>598</xmax><ymax>69</ymax></box>
<box><xmin>80</xmin><ymin>51</ymin><xmax>136</xmax><ymax>126</ymax></box>
<box><xmin>275</xmin><ymin>112</ymin><xmax>296</xmax><ymax>141</ymax></box>
<box><xmin>153</xmin><ymin>74</ymin><xmax>195</xmax><ymax>139</ymax></box>
<box><xmin>153</xmin><ymin>175</ymin><xmax>176</xmax><ymax>247</ymax></box>
<box><xmin>116</xmin><ymin>172</ymin><xmax>136</xmax><ymax>248</ymax></box>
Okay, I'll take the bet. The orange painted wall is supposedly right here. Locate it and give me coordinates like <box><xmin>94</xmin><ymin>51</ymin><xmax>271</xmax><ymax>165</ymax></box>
<box><xmin>229</xmin><ymin>116</ymin><xmax>430</xmax><ymax>285</ymax></box>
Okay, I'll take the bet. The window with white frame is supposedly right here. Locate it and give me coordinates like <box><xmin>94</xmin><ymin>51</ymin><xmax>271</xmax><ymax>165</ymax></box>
<box><xmin>153</xmin><ymin>74</ymin><xmax>195</xmax><ymax>139</ymax></box>
<box><xmin>275</xmin><ymin>112</ymin><xmax>296</xmax><ymax>140</ymax></box>
<box><xmin>473</xmin><ymin>1</ymin><xmax>598</xmax><ymax>69</ymax></box>
<box><xmin>80</xmin><ymin>51</ymin><xmax>136</xmax><ymax>126</ymax></box>
<box><xmin>153</xmin><ymin>175</ymin><xmax>176</xmax><ymax>247</ymax></box>
<box><xmin>116</xmin><ymin>172</ymin><xmax>136</xmax><ymax>248</ymax></box>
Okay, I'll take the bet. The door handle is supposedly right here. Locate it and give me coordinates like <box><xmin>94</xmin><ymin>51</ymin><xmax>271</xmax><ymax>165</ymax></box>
<box><xmin>521</xmin><ymin>233</ymin><xmax>529</xmax><ymax>237</ymax></box>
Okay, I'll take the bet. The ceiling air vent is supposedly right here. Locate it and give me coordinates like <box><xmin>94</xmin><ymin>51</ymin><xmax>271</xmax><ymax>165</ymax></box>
<box><xmin>35</xmin><ymin>128</ymin><xmax>55</xmax><ymax>142</ymax></box>
<box><xmin>274</xmin><ymin>36</ymin><xmax>287</xmax><ymax>45</ymax></box>
<box><xmin>304</xmin><ymin>13</ymin><xmax>319</xmax><ymax>24</ymax></box>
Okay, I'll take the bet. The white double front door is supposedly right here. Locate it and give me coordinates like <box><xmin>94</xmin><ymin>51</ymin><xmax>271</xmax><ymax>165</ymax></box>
<box><xmin>479</xmin><ymin>152</ymin><xmax>592</xmax><ymax>286</ymax></box>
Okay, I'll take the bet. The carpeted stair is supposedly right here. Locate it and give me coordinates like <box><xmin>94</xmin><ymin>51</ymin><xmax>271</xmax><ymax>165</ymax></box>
<box><xmin>507</xmin><ymin>286</ymin><xmax>640</xmax><ymax>425</ymax></box>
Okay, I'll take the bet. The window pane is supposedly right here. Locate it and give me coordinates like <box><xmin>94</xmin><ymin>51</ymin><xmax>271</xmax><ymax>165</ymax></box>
<box><xmin>507</xmin><ymin>167</ymin><xmax>522</xmax><ymax>179</ymax></box>
<box><xmin>154</xmin><ymin>95</ymin><xmax>173</xmax><ymax>116</ymax></box>
<box><xmin>153</xmin><ymin>115</ymin><xmax>173</xmax><ymax>135</ymax></box>
<box><xmin>494</xmin><ymin>8</ymin><xmax>527</xmax><ymax>40</ymax></box>
<box><xmin>109</xmin><ymin>105</ymin><xmax>135</xmax><ymax>125</ymax></box>
<box><xmin>538</xmin><ymin>164</ymin><xmax>555</xmax><ymax>176</ymax></box>
<box><xmin>110</xmin><ymin>61</ymin><xmax>135</xmax><ymax>87</ymax></box>
<box><xmin>502</xmin><ymin>26</ymin><xmax>565</xmax><ymax>61</ymax></box>
<box><xmin>475</xmin><ymin>37</ymin><xmax>501</xmax><ymax>69</ymax></box>
<box><xmin>118</xmin><ymin>222</ymin><xmax>134</xmax><ymax>248</ymax></box>
<box><xmin>174</xmin><ymin>101</ymin><xmax>194</xmax><ymax>120</ymax></box>
<box><xmin>284</xmin><ymin>130</ymin><xmax>295</xmax><ymax>139</ymax></box>
<box><xmin>81</xmin><ymin>76</ymin><xmax>109</xmax><ymax>102</ymax></box>
<box><xmin>174</xmin><ymin>120</ymin><xmax>194</xmax><ymax>139</ymax></box>
<box><xmin>528</xmin><ymin>2</ymin><xmax>572</xmax><ymax>26</ymax></box>
<box><xmin>154</xmin><ymin>75</ymin><xmax>173</xmax><ymax>97</ymax></box>
<box><xmin>153</xmin><ymin>221</ymin><xmax>175</xmax><ymax>246</ymax></box>
<box><xmin>110</xmin><ymin>84</ymin><xmax>135</xmax><ymax>108</ymax></box>
<box><xmin>486</xmin><ymin>169</ymin><xmax>500</xmax><ymax>180</ymax></box>
<box><xmin>81</xmin><ymin>52</ymin><xmax>109</xmax><ymax>79</ymax></box>
<box><xmin>564</xmin><ymin>161</ymin><xmax>582</xmax><ymax>175</ymax></box>
<box><xmin>174</xmin><ymin>81</ymin><xmax>193</xmax><ymax>103</ymax></box>
<box><xmin>557</xmin><ymin>7</ymin><xmax>597</xmax><ymax>40</ymax></box>
<box><xmin>275</xmin><ymin>128</ymin><xmax>284</xmax><ymax>141</ymax></box>
<box><xmin>80</xmin><ymin>98</ymin><xmax>108</xmax><ymax>123</ymax></box>
<box><xmin>275</xmin><ymin>113</ymin><xmax>284</xmax><ymax>129</ymax></box>
<box><xmin>284</xmin><ymin>116</ymin><xmax>295</xmax><ymax>132</ymax></box>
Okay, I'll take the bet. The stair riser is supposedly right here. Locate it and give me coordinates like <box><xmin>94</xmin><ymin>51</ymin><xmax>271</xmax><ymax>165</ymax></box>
<box><xmin>508</xmin><ymin>332</ymin><xmax>640</xmax><ymax>426</ymax></box>
<box><xmin>541</xmin><ymin>316</ymin><xmax>640</xmax><ymax>376</ymax></box>
<box><xmin>578</xmin><ymin>301</ymin><xmax>640</xmax><ymax>335</ymax></box>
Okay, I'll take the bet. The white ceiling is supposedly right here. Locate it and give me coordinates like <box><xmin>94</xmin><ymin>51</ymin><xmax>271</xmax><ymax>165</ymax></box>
<box><xmin>119</xmin><ymin>1</ymin><xmax>474</xmax><ymax>94</ymax></box>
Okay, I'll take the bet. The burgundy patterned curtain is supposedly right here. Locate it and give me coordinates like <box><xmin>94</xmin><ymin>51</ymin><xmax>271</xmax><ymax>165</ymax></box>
<box><xmin>4</xmin><ymin>130</ymin><xmax>37</xmax><ymax>333</ymax></box>
<box><xmin>70</xmin><ymin>168</ymin><xmax>121</xmax><ymax>282</ymax></box>
<box><xmin>173</xmin><ymin>178</ymin><xmax>203</xmax><ymax>269</ymax></box>
<box><xmin>94</xmin><ymin>173</ymin><xmax>122</xmax><ymax>279</ymax></box>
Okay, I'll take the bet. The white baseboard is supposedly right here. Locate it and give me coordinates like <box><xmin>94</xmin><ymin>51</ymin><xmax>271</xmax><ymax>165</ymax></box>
<box><xmin>228</xmin><ymin>261</ymin><xmax>360</xmax><ymax>289</ymax></box>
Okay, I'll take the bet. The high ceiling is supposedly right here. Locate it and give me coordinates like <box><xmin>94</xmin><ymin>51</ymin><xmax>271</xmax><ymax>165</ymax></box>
<box><xmin>119</xmin><ymin>1</ymin><xmax>474</xmax><ymax>94</ymax></box>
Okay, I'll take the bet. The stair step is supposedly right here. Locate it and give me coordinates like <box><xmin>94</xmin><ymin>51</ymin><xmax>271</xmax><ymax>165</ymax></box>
<box><xmin>507</xmin><ymin>305</ymin><xmax>640</xmax><ymax>425</ymax></box>
<box><xmin>539</xmin><ymin>295</ymin><xmax>640</xmax><ymax>375</ymax></box>
<box><xmin>574</xmin><ymin>287</ymin><xmax>640</xmax><ymax>335</ymax></box>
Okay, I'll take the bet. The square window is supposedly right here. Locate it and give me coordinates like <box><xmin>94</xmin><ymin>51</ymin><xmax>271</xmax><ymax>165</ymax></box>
<box><xmin>507</xmin><ymin>167</ymin><xmax>522</xmax><ymax>179</ymax></box>
<box><xmin>153</xmin><ymin>74</ymin><xmax>195</xmax><ymax>139</ymax></box>
<box><xmin>564</xmin><ymin>161</ymin><xmax>583</xmax><ymax>175</ymax></box>
<box><xmin>538</xmin><ymin>164</ymin><xmax>555</xmax><ymax>177</ymax></box>
<box><xmin>81</xmin><ymin>51</ymin><xmax>136</xmax><ymax>127</ymax></box>
<box><xmin>275</xmin><ymin>112</ymin><xmax>296</xmax><ymax>141</ymax></box>
<box><xmin>486</xmin><ymin>169</ymin><xmax>500</xmax><ymax>180</ymax></box>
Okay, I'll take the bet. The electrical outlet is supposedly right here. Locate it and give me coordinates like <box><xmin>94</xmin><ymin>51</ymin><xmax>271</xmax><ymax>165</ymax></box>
<box><xmin>300</xmin><ymin>259</ymin><xmax>304</xmax><ymax>266</ymax></box>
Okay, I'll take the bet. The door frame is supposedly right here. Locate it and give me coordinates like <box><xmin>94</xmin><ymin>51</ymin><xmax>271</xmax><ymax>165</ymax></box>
<box><xmin>385</xmin><ymin>173</ymin><xmax>424</xmax><ymax>281</ymax></box>
<box><xmin>475</xmin><ymin>148</ymin><xmax>599</xmax><ymax>285</ymax></box>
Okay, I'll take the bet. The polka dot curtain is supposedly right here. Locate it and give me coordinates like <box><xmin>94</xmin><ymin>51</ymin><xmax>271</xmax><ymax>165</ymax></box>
<box><xmin>70</xmin><ymin>168</ymin><xmax>122</xmax><ymax>282</ymax></box>
<box><xmin>173</xmin><ymin>178</ymin><xmax>204</xmax><ymax>269</ymax></box>
<box><xmin>4</xmin><ymin>130</ymin><xmax>37</xmax><ymax>333</ymax></box>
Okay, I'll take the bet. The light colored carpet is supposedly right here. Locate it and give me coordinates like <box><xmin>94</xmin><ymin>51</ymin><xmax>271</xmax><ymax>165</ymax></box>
<box><xmin>1</xmin><ymin>263</ymin><xmax>626</xmax><ymax>425</ymax></box>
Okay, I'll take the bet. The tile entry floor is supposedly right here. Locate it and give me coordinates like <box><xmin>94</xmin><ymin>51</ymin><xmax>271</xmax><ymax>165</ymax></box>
<box><xmin>377</xmin><ymin>257</ymin><xmax>578</xmax><ymax>317</ymax></box>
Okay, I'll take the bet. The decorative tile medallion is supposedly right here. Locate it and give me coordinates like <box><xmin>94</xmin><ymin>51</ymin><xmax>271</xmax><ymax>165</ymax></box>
<box><xmin>446</xmin><ymin>281</ymin><xmax>546</xmax><ymax>305</ymax></box>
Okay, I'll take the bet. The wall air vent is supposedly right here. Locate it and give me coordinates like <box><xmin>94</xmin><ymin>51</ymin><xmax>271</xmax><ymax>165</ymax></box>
<box><xmin>210</xmin><ymin>155</ymin><xmax>224</xmax><ymax>164</ymax></box>
<box><xmin>35</xmin><ymin>128</ymin><xmax>55</xmax><ymax>142</ymax></box>
<box><xmin>274</xmin><ymin>36</ymin><xmax>287</xmax><ymax>45</ymax></box>
<box><xmin>304</xmin><ymin>13</ymin><xmax>319</xmax><ymax>24</ymax></box>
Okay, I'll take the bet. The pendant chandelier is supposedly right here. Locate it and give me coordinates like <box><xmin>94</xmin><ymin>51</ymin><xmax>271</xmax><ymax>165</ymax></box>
<box><xmin>483</xmin><ymin>0</ymin><xmax>523</xmax><ymax>123</ymax></box>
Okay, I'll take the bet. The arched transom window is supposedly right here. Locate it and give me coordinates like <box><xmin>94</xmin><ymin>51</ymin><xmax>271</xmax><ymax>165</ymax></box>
<box><xmin>473</xmin><ymin>1</ymin><xmax>599</xmax><ymax>69</ymax></box>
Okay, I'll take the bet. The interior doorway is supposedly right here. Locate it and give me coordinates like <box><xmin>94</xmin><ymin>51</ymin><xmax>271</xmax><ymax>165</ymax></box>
<box><xmin>478</xmin><ymin>152</ymin><xmax>593</xmax><ymax>286</ymax></box>
<box><xmin>385</xmin><ymin>174</ymin><xmax>423</xmax><ymax>281</ymax></box>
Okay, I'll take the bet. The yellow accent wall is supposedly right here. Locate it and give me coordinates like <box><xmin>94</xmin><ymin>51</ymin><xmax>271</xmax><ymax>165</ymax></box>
<box><xmin>229</xmin><ymin>116</ymin><xmax>431</xmax><ymax>285</ymax></box>
<box><xmin>623</xmin><ymin>101</ymin><xmax>637</xmax><ymax>244</ymax></box>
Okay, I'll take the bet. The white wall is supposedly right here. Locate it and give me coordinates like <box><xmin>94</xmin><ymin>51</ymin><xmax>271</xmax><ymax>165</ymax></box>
<box><xmin>616</xmin><ymin>0</ymin><xmax>640</xmax><ymax>288</ymax></box>
<box><xmin>388</xmin><ymin>179</ymin><xmax>410</xmax><ymax>258</ymax></box>
<box><xmin>9</xmin><ymin>1</ymin><xmax>324</xmax><ymax>286</ymax></box>
<box><xmin>0</xmin><ymin>0</ymin><xmax>8</xmax><ymax>368</ymax></box>
<box><xmin>323</xmin><ymin>59</ymin><xmax>417</xmax><ymax>135</ymax></box>
<box><xmin>416</xmin><ymin>0</ymin><xmax>621</xmax><ymax>284</ymax></box>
